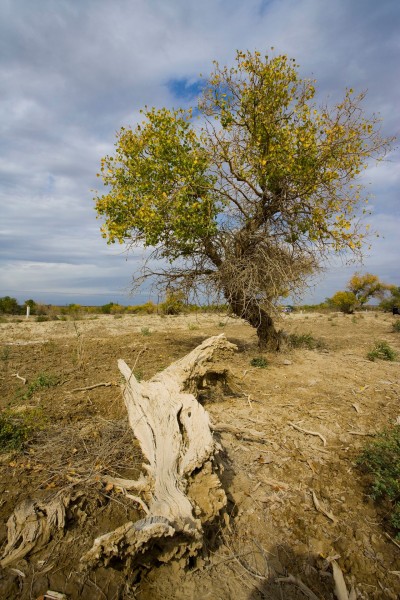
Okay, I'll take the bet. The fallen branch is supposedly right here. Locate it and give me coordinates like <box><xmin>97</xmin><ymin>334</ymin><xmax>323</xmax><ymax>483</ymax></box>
<box><xmin>288</xmin><ymin>422</ymin><xmax>327</xmax><ymax>446</ymax></box>
<box><xmin>70</xmin><ymin>382</ymin><xmax>117</xmax><ymax>393</ymax></box>
<box><xmin>276</xmin><ymin>573</ymin><xmax>320</xmax><ymax>600</ymax></box>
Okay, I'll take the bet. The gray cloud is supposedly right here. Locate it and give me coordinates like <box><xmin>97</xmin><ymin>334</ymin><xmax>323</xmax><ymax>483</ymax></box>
<box><xmin>0</xmin><ymin>0</ymin><xmax>399</xmax><ymax>306</ymax></box>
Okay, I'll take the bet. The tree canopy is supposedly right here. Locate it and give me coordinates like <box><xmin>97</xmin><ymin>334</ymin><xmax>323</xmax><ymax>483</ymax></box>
<box><xmin>347</xmin><ymin>272</ymin><xmax>388</xmax><ymax>306</ymax></box>
<box><xmin>95</xmin><ymin>50</ymin><xmax>394</xmax><ymax>347</ymax></box>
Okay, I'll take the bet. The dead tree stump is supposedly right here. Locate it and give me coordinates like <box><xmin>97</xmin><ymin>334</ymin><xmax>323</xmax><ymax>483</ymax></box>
<box><xmin>80</xmin><ymin>334</ymin><xmax>236</xmax><ymax>572</ymax></box>
<box><xmin>1</xmin><ymin>335</ymin><xmax>235</xmax><ymax>575</ymax></box>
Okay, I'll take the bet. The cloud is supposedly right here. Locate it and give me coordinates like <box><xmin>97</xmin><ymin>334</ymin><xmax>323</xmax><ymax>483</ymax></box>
<box><xmin>0</xmin><ymin>0</ymin><xmax>398</xmax><ymax>306</ymax></box>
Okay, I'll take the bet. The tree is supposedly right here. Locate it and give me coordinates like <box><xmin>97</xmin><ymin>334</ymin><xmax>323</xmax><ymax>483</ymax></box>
<box><xmin>328</xmin><ymin>291</ymin><xmax>357</xmax><ymax>314</ymax></box>
<box><xmin>95</xmin><ymin>51</ymin><xmax>393</xmax><ymax>348</ymax></box>
<box><xmin>380</xmin><ymin>286</ymin><xmax>400</xmax><ymax>312</ymax></box>
<box><xmin>159</xmin><ymin>289</ymin><xmax>186</xmax><ymax>315</ymax></box>
<box><xmin>347</xmin><ymin>272</ymin><xmax>387</xmax><ymax>307</ymax></box>
<box><xmin>0</xmin><ymin>296</ymin><xmax>20</xmax><ymax>315</ymax></box>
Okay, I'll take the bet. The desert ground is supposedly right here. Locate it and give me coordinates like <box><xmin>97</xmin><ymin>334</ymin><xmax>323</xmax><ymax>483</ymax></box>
<box><xmin>0</xmin><ymin>311</ymin><xmax>399</xmax><ymax>599</ymax></box>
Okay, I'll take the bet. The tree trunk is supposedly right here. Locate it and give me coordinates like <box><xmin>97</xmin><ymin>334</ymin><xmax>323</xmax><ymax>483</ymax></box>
<box><xmin>228</xmin><ymin>293</ymin><xmax>281</xmax><ymax>350</ymax></box>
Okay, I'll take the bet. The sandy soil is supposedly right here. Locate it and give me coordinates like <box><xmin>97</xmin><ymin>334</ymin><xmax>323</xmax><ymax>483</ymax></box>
<box><xmin>0</xmin><ymin>311</ymin><xmax>399</xmax><ymax>599</ymax></box>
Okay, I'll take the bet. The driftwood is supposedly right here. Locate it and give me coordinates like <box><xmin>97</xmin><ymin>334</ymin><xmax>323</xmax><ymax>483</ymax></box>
<box><xmin>1</xmin><ymin>335</ymin><xmax>235</xmax><ymax>574</ymax></box>
<box><xmin>80</xmin><ymin>334</ymin><xmax>235</xmax><ymax>572</ymax></box>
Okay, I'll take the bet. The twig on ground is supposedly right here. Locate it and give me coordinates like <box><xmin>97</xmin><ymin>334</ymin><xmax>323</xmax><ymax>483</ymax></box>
<box><xmin>12</xmin><ymin>373</ymin><xmax>27</xmax><ymax>385</ymax></box>
<box><xmin>69</xmin><ymin>382</ymin><xmax>117</xmax><ymax>393</ymax></box>
<box><xmin>211</xmin><ymin>422</ymin><xmax>265</xmax><ymax>441</ymax></box>
<box><xmin>191</xmin><ymin>550</ymin><xmax>254</xmax><ymax>574</ymax></box>
<box><xmin>311</xmin><ymin>490</ymin><xmax>337</xmax><ymax>524</ymax></box>
<box><xmin>275</xmin><ymin>573</ymin><xmax>320</xmax><ymax>600</ymax></box>
<box><xmin>261</xmin><ymin>477</ymin><xmax>289</xmax><ymax>491</ymax></box>
<box><xmin>288</xmin><ymin>422</ymin><xmax>327</xmax><ymax>446</ymax></box>
<box><xmin>347</xmin><ymin>431</ymin><xmax>374</xmax><ymax>436</ymax></box>
<box><xmin>385</xmin><ymin>532</ymin><xmax>400</xmax><ymax>550</ymax></box>
<box><xmin>86</xmin><ymin>578</ymin><xmax>107</xmax><ymax>599</ymax></box>
<box><xmin>131</xmin><ymin>348</ymin><xmax>146</xmax><ymax>370</ymax></box>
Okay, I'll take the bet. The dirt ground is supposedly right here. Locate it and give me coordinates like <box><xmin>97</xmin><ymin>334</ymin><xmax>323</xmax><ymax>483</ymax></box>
<box><xmin>0</xmin><ymin>311</ymin><xmax>399</xmax><ymax>599</ymax></box>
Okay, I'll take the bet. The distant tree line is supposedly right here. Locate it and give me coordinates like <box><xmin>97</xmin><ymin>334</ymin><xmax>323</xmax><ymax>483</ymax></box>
<box><xmin>1</xmin><ymin>277</ymin><xmax>398</xmax><ymax>319</ymax></box>
<box><xmin>0</xmin><ymin>293</ymin><xmax>227</xmax><ymax>319</ymax></box>
<box><xmin>0</xmin><ymin>297</ymin><xmax>38</xmax><ymax>315</ymax></box>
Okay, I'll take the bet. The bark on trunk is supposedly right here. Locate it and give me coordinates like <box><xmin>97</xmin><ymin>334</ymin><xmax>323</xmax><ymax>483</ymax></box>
<box><xmin>228</xmin><ymin>294</ymin><xmax>281</xmax><ymax>350</ymax></box>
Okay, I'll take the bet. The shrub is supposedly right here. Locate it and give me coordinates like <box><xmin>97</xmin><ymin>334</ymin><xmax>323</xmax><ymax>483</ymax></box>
<box><xmin>1</xmin><ymin>346</ymin><xmax>10</xmax><ymax>361</ymax></box>
<box><xmin>393</xmin><ymin>320</ymin><xmax>400</xmax><ymax>332</ymax></box>
<box><xmin>110</xmin><ymin>303</ymin><xmax>124</xmax><ymax>314</ymax></box>
<box><xmin>289</xmin><ymin>333</ymin><xmax>324</xmax><ymax>350</ymax></box>
<box><xmin>0</xmin><ymin>408</ymin><xmax>45</xmax><ymax>452</ymax></box>
<box><xmin>127</xmin><ymin>301</ymin><xmax>157</xmax><ymax>314</ymax></box>
<box><xmin>357</xmin><ymin>425</ymin><xmax>400</xmax><ymax>538</ymax></box>
<box><xmin>101</xmin><ymin>302</ymin><xmax>116</xmax><ymax>314</ymax></box>
<box><xmin>250</xmin><ymin>356</ymin><xmax>268</xmax><ymax>368</ymax></box>
<box><xmin>367</xmin><ymin>341</ymin><xmax>397</xmax><ymax>362</ymax></box>
<box><xmin>140</xmin><ymin>327</ymin><xmax>151</xmax><ymax>336</ymax></box>
<box><xmin>159</xmin><ymin>291</ymin><xmax>185</xmax><ymax>315</ymax></box>
<box><xmin>22</xmin><ymin>373</ymin><xmax>59</xmax><ymax>400</ymax></box>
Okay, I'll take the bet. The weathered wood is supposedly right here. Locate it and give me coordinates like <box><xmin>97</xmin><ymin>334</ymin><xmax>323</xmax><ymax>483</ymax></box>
<box><xmin>1</xmin><ymin>335</ymin><xmax>235</xmax><ymax>573</ymax></box>
<box><xmin>82</xmin><ymin>334</ymin><xmax>236</xmax><ymax>572</ymax></box>
<box><xmin>0</xmin><ymin>493</ymin><xmax>72</xmax><ymax>568</ymax></box>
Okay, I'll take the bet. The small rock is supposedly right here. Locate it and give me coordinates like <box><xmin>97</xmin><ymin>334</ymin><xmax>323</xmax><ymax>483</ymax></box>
<box><xmin>283</xmin><ymin>359</ymin><xmax>292</xmax><ymax>365</ymax></box>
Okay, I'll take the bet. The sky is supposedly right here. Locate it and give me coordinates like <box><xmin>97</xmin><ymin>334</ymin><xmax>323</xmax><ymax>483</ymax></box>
<box><xmin>0</xmin><ymin>0</ymin><xmax>399</xmax><ymax>306</ymax></box>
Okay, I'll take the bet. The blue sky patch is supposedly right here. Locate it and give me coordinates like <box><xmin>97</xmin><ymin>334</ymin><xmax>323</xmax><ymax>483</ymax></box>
<box><xmin>167</xmin><ymin>78</ymin><xmax>204</xmax><ymax>101</ymax></box>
